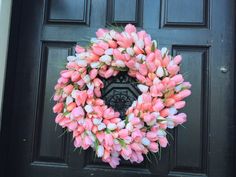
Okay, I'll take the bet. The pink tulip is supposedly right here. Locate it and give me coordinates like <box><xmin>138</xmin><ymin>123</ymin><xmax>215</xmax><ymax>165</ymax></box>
<box><xmin>75</xmin><ymin>91</ymin><xmax>87</xmax><ymax>106</ymax></box>
<box><xmin>121</xmin><ymin>145</ymin><xmax>132</xmax><ymax>160</ymax></box>
<box><xmin>55</xmin><ymin>113</ymin><xmax>64</xmax><ymax>123</ymax></box>
<box><xmin>146</xmin><ymin>131</ymin><xmax>158</xmax><ymax>141</ymax></box>
<box><xmin>82</xmin><ymin>136</ymin><xmax>93</xmax><ymax>150</ymax></box>
<box><xmin>173</xmin><ymin>113</ymin><xmax>187</xmax><ymax>125</ymax></box>
<box><xmin>167</xmin><ymin>64</ymin><xmax>179</xmax><ymax>75</ymax></box>
<box><xmin>74</xmin><ymin>136</ymin><xmax>82</xmax><ymax>148</ymax></box>
<box><xmin>102</xmin><ymin>149</ymin><xmax>110</xmax><ymax>161</ymax></box>
<box><xmin>131</xmin><ymin>130</ymin><xmax>143</xmax><ymax>142</ymax></box>
<box><xmin>104</xmin><ymin>133</ymin><xmax>113</xmax><ymax>147</ymax></box>
<box><xmin>60</xmin><ymin>70</ymin><xmax>74</xmax><ymax>78</ymax></box>
<box><xmin>89</xmin><ymin>69</ymin><xmax>98</xmax><ymax>80</ymax></box>
<box><xmin>98</xmin><ymin>41</ymin><xmax>109</xmax><ymax>50</ymax></box>
<box><xmin>104</xmin><ymin>68</ymin><xmax>114</xmax><ymax>78</ymax></box>
<box><xmin>63</xmin><ymin>84</ymin><xmax>74</xmax><ymax>95</ymax></box>
<box><xmin>77</xmin><ymin>125</ymin><xmax>85</xmax><ymax>135</ymax></box>
<box><xmin>149</xmin><ymin>142</ymin><xmax>159</xmax><ymax>152</ymax></box>
<box><xmin>178</xmin><ymin>89</ymin><xmax>191</xmax><ymax>99</ymax></box>
<box><xmin>159</xmin><ymin>137</ymin><xmax>168</xmax><ymax>147</ymax></box>
<box><xmin>92</xmin><ymin>46</ymin><xmax>104</xmax><ymax>56</ymax></box>
<box><xmin>113</xmin><ymin>49</ymin><xmax>125</xmax><ymax>60</ymax></box>
<box><xmin>136</xmin><ymin>152</ymin><xmax>144</xmax><ymax>163</ymax></box>
<box><xmin>93</xmin><ymin>78</ymin><xmax>104</xmax><ymax>88</ymax></box>
<box><xmin>71</xmin><ymin>106</ymin><xmax>85</xmax><ymax>118</ymax></box>
<box><xmin>160</xmin><ymin>108</ymin><xmax>169</xmax><ymax>117</ymax></box>
<box><xmin>67</xmin><ymin>121</ymin><xmax>78</xmax><ymax>131</ymax></box>
<box><xmin>53</xmin><ymin>94</ymin><xmax>61</xmax><ymax>101</ymax></box>
<box><xmin>71</xmin><ymin>71</ymin><xmax>81</xmax><ymax>82</ymax></box>
<box><xmin>53</xmin><ymin>102</ymin><xmax>64</xmax><ymax>113</ymax></box>
<box><xmin>174</xmin><ymin>101</ymin><xmax>186</xmax><ymax>109</ymax></box>
<box><xmin>131</xmin><ymin>143</ymin><xmax>144</xmax><ymax>152</ymax></box>
<box><xmin>109</xmin><ymin>156</ymin><xmax>120</xmax><ymax>168</ymax></box>
<box><xmin>139</xmin><ymin>64</ymin><xmax>148</xmax><ymax>76</ymax></box>
<box><xmin>77</xmin><ymin>79</ymin><xmax>85</xmax><ymax>88</ymax></box>
<box><xmin>171</xmin><ymin>74</ymin><xmax>184</xmax><ymax>85</ymax></box>
<box><xmin>165</xmin><ymin>98</ymin><xmax>176</xmax><ymax>107</ymax></box>
<box><xmin>96</xmin><ymin>28</ymin><xmax>109</xmax><ymax>38</ymax></box>
<box><xmin>96</xmin><ymin>132</ymin><xmax>105</xmax><ymax>143</ymax></box>
<box><xmin>173</xmin><ymin>55</ymin><xmax>182</xmax><ymax>64</ymax></box>
<box><xmin>153</xmin><ymin>99</ymin><xmax>164</xmax><ymax>112</ymax></box>
<box><xmin>75</xmin><ymin>45</ymin><xmax>85</xmax><ymax>53</ymax></box>
<box><xmin>84</xmin><ymin>119</ymin><xmax>93</xmax><ymax>131</ymax></box>
<box><xmin>107</xmin><ymin>40</ymin><xmax>117</xmax><ymax>48</ymax></box>
<box><xmin>66</xmin><ymin>102</ymin><xmax>76</xmax><ymax>112</ymax></box>
<box><xmin>58</xmin><ymin>118</ymin><xmax>70</xmax><ymax>128</ymax></box>
<box><xmin>125</xmin><ymin>24</ymin><xmax>136</xmax><ymax>33</ymax></box>
<box><xmin>182</xmin><ymin>82</ymin><xmax>192</xmax><ymax>89</ymax></box>
<box><xmin>94</xmin><ymin>87</ymin><xmax>102</xmax><ymax>97</ymax></box>
<box><xmin>133</xmin><ymin>45</ymin><xmax>143</xmax><ymax>54</ymax></box>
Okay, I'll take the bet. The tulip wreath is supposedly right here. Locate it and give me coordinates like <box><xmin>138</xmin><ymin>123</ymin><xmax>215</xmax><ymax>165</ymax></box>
<box><xmin>53</xmin><ymin>24</ymin><xmax>191</xmax><ymax>168</ymax></box>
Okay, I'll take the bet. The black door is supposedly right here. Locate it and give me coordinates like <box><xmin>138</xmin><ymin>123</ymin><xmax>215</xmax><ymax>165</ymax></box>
<box><xmin>1</xmin><ymin>0</ymin><xmax>235</xmax><ymax>177</ymax></box>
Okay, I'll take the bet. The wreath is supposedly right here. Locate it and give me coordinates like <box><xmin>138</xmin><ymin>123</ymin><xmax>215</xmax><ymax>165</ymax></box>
<box><xmin>53</xmin><ymin>24</ymin><xmax>191</xmax><ymax>168</ymax></box>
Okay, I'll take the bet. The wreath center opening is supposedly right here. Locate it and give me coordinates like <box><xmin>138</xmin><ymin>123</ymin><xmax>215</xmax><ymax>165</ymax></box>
<box><xmin>100</xmin><ymin>72</ymin><xmax>141</xmax><ymax>119</ymax></box>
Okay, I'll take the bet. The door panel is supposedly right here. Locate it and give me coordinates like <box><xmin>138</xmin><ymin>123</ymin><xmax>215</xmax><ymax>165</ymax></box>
<box><xmin>1</xmin><ymin>0</ymin><xmax>235</xmax><ymax>177</ymax></box>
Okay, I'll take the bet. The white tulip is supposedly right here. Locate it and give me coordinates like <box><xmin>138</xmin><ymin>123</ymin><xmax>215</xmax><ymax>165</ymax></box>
<box><xmin>118</xmin><ymin>47</ymin><xmax>125</xmax><ymax>52</ymax></box>
<box><xmin>131</xmin><ymin>32</ymin><xmax>138</xmax><ymax>42</ymax></box>
<box><xmin>104</xmin><ymin>33</ymin><xmax>112</xmax><ymax>41</ymax></box>
<box><xmin>161</xmin><ymin>47</ymin><xmax>168</xmax><ymax>57</ymax></box>
<box><xmin>137</xmin><ymin>84</ymin><xmax>149</xmax><ymax>93</ymax></box>
<box><xmin>136</xmin><ymin>39</ymin><xmax>144</xmax><ymax>49</ymax></box>
<box><xmin>128</xmin><ymin>113</ymin><xmax>134</xmax><ymax>121</ymax></box>
<box><xmin>82</xmin><ymin>74</ymin><xmax>91</xmax><ymax>84</ymax></box>
<box><xmin>134</xmin><ymin>62</ymin><xmax>140</xmax><ymax>70</ymax></box>
<box><xmin>78</xmin><ymin>119</ymin><xmax>85</xmax><ymax>125</ymax></box>
<box><xmin>99</xmin><ymin>55</ymin><xmax>112</xmax><ymax>65</ymax></box>
<box><xmin>126</xmin><ymin>122</ymin><xmax>133</xmax><ymax>131</ymax></box>
<box><xmin>77</xmin><ymin>52</ymin><xmax>87</xmax><ymax>60</ymax></box>
<box><xmin>117</xmin><ymin>121</ymin><xmax>125</xmax><ymax>129</ymax></box>
<box><xmin>97</xmin><ymin>145</ymin><xmax>104</xmax><ymax>157</ymax></box>
<box><xmin>157</xmin><ymin>130</ymin><xmax>167</xmax><ymax>137</ymax></box>
<box><xmin>67</xmin><ymin>56</ymin><xmax>76</xmax><ymax>62</ymax></box>
<box><xmin>136</xmin><ymin>54</ymin><xmax>146</xmax><ymax>62</ymax></box>
<box><xmin>90</xmin><ymin>37</ymin><xmax>100</xmax><ymax>43</ymax></box>
<box><xmin>152</xmin><ymin>40</ymin><xmax>157</xmax><ymax>48</ymax></box>
<box><xmin>66</xmin><ymin>96</ymin><xmax>73</xmax><ymax>105</ymax></box>
<box><xmin>91</xmin><ymin>62</ymin><xmax>101</xmax><ymax>68</ymax></box>
<box><xmin>126</xmin><ymin>47</ymin><xmax>134</xmax><ymax>56</ymax></box>
<box><xmin>115</xmin><ymin>60</ymin><xmax>125</xmax><ymax>67</ymax></box>
<box><xmin>105</xmin><ymin>48</ymin><xmax>113</xmax><ymax>55</ymax></box>
<box><xmin>175</xmin><ymin>84</ymin><xmax>182</xmax><ymax>92</ymax></box>
<box><xmin>109</xmin><ymin>30</ymin><xmax>117</xmax><ymax>38</ymax></box>
<box><xmin>84</xmin><ymin>105</ymin><xmax>93</xmax><ymax>113</ymax></box>
<box><xmin>131</xmin><ymin>101</ymin><xmax>137</xmax><ymax>107</ymax></box>
<box><xmin>93</xmin><ymin>118</ymin><xmax>102</xmax><ymax>125</ymax></box>
<box><xmin>98</xmin><ymin>123</ymin><xmax>106</xmax><ymax>131</ymax></box>
<box><xmin>141</xmin><ymin>137</ymin><xmax>150</xmax><ymax>146</ymax></box>
<box><xmin>169</xmin><ymin>107</ymin><xmax>177</xmax><ymax>115</ymax></box>
<box><xmin>156</xmin><ymin>66</ymin><xmax>164</xmax><ymax>77</ymax></box>
<box><xmin>71</xmin><ymin>90</ymin><xmax>78</xmax><ymax>98</ymax></box>
<box><xmin>107</xmin><ymin>123</ymin><xmax>117</xmax><ymax>131</ymax></box>
<box><xmin>157</xmin><ymin>116</ymin><xmax>165</xmax><ymax>121</ymax></box>
<box><xmin>138</xmin><ymin>95</ymin><xmax>143</xmax><ymax>104</ymax></box>
<box><xmin>77</xmin><ymin>59</ymin><xmax>87</xmax><ymax>67</ymax></box>
<box><xmin>86</xmin><ymin>83</ymin><xmax>94</xmax><ymax>90</ymax></box>
<box><xmin>167</xmin><ymin>119</ymin><xmax>174</xmax><ymax>129</ymax></box>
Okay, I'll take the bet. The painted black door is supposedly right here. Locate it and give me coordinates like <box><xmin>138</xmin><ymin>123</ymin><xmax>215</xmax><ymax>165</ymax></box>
<box><xmin>1</xmin><ymin>0</ymin><xmax>235</xmax><ymax>177</ymax></box>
